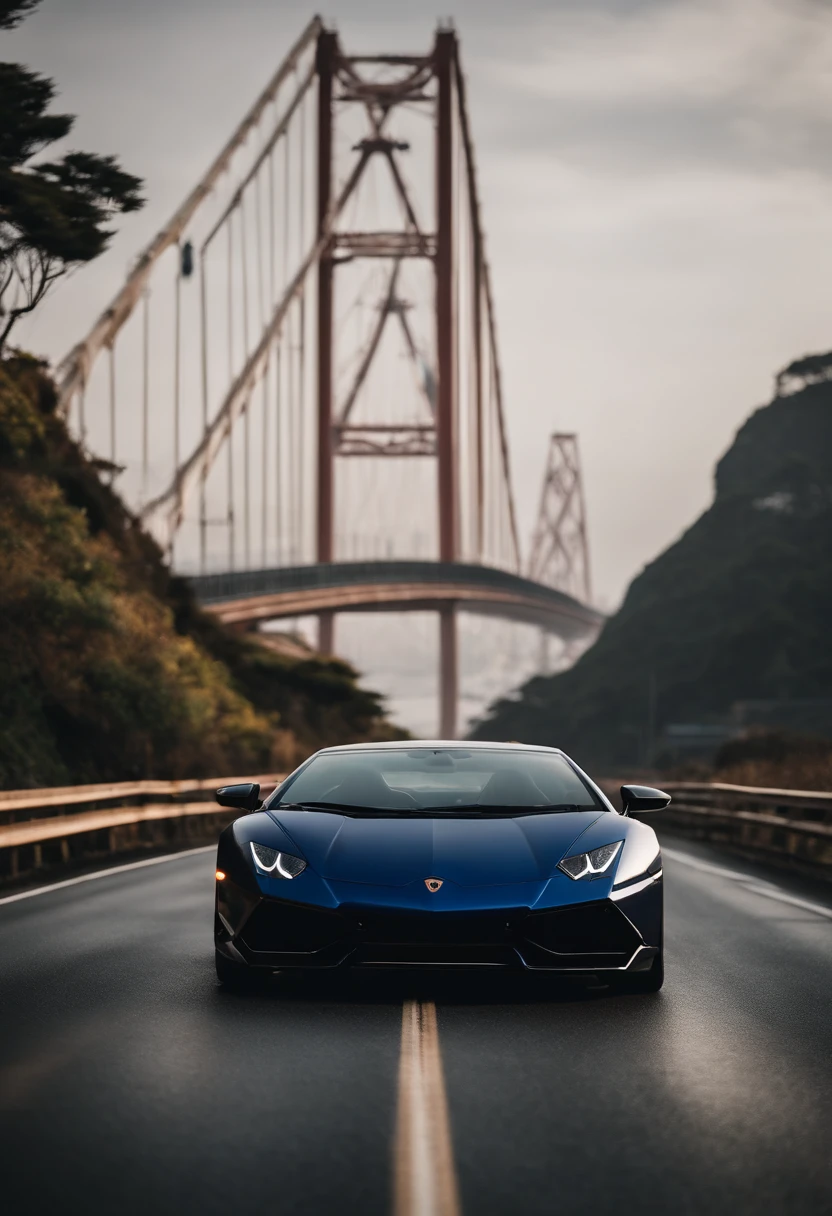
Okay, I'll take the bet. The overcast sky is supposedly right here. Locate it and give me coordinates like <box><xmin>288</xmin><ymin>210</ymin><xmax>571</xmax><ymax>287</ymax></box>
<box><xmin>9</xmin><ymin>0</ymin><xmax>832</xmax><ymax>609</ymax></box>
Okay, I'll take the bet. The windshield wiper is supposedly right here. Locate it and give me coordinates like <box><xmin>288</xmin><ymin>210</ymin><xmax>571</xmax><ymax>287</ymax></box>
<box><xmin>522</xmin><ymin>803</ymin><xmax>586</xmax><ymax>812</ymax></box>
<box><xmin>422</xmin><ymin>802</ymin><xmax>590</xmax><ymax>814</ymax></box>
<box><xmin>273</xmin><ymin>801</ymin><xmax>426</xmax><ymax>814</ymax></box>
<box><xmin>273</xmin><ymin>801</ymin><xmax>357</xmax><ymax>812</ymax></box>
<box><xmin>273</xmin><ymin>801</ymin><xmax>594</xmax><ymax>816</ymax></box>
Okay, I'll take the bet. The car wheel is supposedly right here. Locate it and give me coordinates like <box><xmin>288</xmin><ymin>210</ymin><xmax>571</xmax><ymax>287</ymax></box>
<box><xmin>215</xmin><ymin>949</ymin><xmax>268</xmax><ymax>991</ymax></box>
<box><xmin>619</xmin><ymin>952</ymin><xmax>664</xmax><ymax>994</ymax></box>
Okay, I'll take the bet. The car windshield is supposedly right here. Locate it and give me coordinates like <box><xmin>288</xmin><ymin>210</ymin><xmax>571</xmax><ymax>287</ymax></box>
<box><xmin>270</xmin><ymin>748</ymin><xmax>601</xmax><ymax>813</ymax></box>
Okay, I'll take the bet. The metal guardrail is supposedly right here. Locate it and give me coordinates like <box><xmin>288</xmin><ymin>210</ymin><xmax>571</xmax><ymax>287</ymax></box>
<box><xmin>0</xmin><ymin>773</ymin><xmax>285</xmax><ymax>884</ymax></box>
<box><xmin>2</xmin><ymin>774</ymin><xmax>830</xmax><ymax>885</ymax></box>
<box><xmin>646</xmin><ymin>781</ymin><xmax>832</xmax><ymax>868</ymax></box>
<box><xmin>188</xmin><ymin>559</ymin><xmax>585</xmax><ymax>605</ymax></box>
<box><xmin>0</xmin><ymin>774</ymin><xmax>282</xmax><ymax>822</ymax></box>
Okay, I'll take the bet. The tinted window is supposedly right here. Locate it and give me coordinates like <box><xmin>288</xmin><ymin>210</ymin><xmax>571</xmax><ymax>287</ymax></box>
<box><xmin>271</xmin><ymin>748</ymin><xmax>599</xmax><ymax>812</ymax></box>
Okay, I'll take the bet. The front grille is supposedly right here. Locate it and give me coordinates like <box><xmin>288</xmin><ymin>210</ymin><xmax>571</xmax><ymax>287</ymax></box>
<box><xmin>240</xmin><ymin>900</ymin><xmax>639</xmax><ymax>965</ymax></box>
<box><xmin>354</xmin><ymin>910</ymin><xmax>513</xmax><ymax>946</ymax></box>
<box><xmin>241</xmin><ymin>899</ymin><xmax>348</xmax><ymax>953</ymax></box>
<box><xmin>523</xmin><ymin>901</ymin><xmax>640</xmax><ymax>957</ymax></box>
<box><xmin>357</xmin><ymin>943</ymin><xmax>513</xmax><ymax>966</ymax></box>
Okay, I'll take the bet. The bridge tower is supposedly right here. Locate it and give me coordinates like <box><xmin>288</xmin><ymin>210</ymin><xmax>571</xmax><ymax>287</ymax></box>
<box><xmin>54</xmin><ymin>18</ymin><xmax>534</xmax><ymax>740</ymax></box>
<box><xmin>528</xmin><ymin>433</ymin><xmax>592</xmax><ymax>604</ymax></box>
<box><xmin>313</xmin><ymin>26</ymin><xmax>483</xmax><ymax>736</ymax></box>
<box><xmin>528</xmin><ymin>433</ymin><xmax>593</xmax><ymax>674</ymax></box>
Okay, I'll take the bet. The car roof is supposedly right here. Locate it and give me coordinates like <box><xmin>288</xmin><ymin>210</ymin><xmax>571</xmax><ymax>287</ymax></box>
<box><xmin>315</xmin><ymin>740</ymin><xmax>564</xmax><ymax>755</ymax></box>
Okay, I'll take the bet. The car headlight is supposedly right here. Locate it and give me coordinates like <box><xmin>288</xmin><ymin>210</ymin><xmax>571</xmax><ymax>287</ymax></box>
<box><xmin>558</xmin><ymin>840</ymin><xmax>623</xmax><ymax>880</ymax></box>
<box><xmin>250</xmin><ymin>842</ymin><xmax>307</xmax><ymax>878</ymax></box>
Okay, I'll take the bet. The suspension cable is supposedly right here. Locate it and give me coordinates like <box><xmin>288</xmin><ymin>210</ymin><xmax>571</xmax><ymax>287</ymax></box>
<box><xmin>226</xmin><ymin>221</ymin><xmax>235</xmax><ymax>569</ymax></box>
<box><xmin>244</xmin><ymin>397</ymin><xmax>251</xmax><ymax>570</ymax></box>
<box><xmin>297</xmin><ymin>77</ymin><xmax>307</xmax><ymax>563</ymax></box>
<box><xmin>275</xmin><ymin>336</ymin><xmax>282</xmax><ymax>565</ymax></box>
<box><xmin>261</xmin><ymin>351</ymin><xmax>269</xmax><ymax>566</ymax></box>
<box><xmin>227</xmin><ymin>408</ymin><xmax>235</xmax><ymax>571</ymax></box>
<box><xmin>78</xmin><ymin>384</ymin><xmax>86</xmax><ymax>447</ymax></box>
<box><xmin>199</xmin><ymin>253</ymin><xmax>209</xmax><ymax>570</ymax></box>
<box><xmin>55</xmin><ymin>17</ymin><xmax>323</xmax><ymax>417</ymax></box>
<box><xmin>142</xmin><ymin>288</ymin><xmax>150</xmax><ymax>497</ymax></box>
<box><xmin>255</xmin><ymin>144</ymin><xmax>266</xmax><ymax>335</ymax></box>
<box><xmin>269</xmin><ymin>146</ymin><xmax>276</xmax><ymax>308</ymax></box>
<box><xmin>174</xmin><ymin>252</ymin><xmax>182</xmax><ymax>475</ymax></box>
<box><xmin>108</xmin><ymin>342</ymin><xmax>116</xmax><ymax>468</ymax></box>
<box><xmin>226</xmin><ymin>222</ymin><xmax>234</xmax><ymax>388</ymax></box>
<box><xmin>285</xmin><ymin>119</ymin><xmax>297</xmax><ymax>563</ymax></box>
<box><xmin>240</xmin><ymin>204</ymin><xmax>250</xmax><ymax>359</ymax></box>
<box><xmin>239</xmin><ymin>206</ymin><xmax>251</xmax><ymax>568</ymax></box>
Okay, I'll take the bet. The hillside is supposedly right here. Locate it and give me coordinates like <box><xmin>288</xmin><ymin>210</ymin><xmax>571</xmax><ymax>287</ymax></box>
<box><xmin>472</xmin><ymin>367</ymin><xmax>832</xmax><ymax>769</ymax></box>
<box><xmin>0</xmin><ymin>356</ymin><xmax>401</xmax><ymax>788</ymax></box>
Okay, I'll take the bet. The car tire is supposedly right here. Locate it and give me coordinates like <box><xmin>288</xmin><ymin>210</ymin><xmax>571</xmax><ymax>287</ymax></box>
<box><xmin>620</xmin><ymin>952</ymin><xmax>664</xmax><ymax>994</ymax></box>
<box><xmin>215</xmin><ymin>949</ymin><xmax>267</xmax><ymax>991</ymax></box>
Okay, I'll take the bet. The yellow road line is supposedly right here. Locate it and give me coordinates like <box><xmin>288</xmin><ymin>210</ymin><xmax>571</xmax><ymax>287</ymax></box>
<box><xmin>394</xmin><ymin>1000</ymin><xmax>461</xmax><ymax>1216</ymax></box>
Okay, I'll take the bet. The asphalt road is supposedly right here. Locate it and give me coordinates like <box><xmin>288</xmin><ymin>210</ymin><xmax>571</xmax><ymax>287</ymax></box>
<box><xmin>1</xmin><ymin>838</ymin><xmax>830</xmax><ymax>1216</ymax></box>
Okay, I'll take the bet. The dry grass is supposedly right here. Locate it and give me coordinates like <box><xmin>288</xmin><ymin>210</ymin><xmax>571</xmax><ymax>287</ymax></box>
<box><xmin>713</xmin><ymin>757</ymin><xmax>832</xmax><ymax>792</ymax></box>
<box><xmin>712</xmin><ymin>732</ymin><xmax>832</xmax><ymax>792</ymax></box>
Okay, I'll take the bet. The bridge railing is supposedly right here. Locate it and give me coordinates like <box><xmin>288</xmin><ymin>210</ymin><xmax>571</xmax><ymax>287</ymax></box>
<box><xmin>0</xmin><ymin>773</ymin><xmax>284</xmax><ymax>885</ymax></box>
<box><xmin>187</xmin><ymin>558</ymin><xmax>597</xmax><ymax>609</ymax></box>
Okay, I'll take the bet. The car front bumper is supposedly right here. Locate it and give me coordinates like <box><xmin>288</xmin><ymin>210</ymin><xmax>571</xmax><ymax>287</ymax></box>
<box><xmin>215</xmin><ymin>874</ymin><xmax>663</xmax><ymax>975</ymax></box>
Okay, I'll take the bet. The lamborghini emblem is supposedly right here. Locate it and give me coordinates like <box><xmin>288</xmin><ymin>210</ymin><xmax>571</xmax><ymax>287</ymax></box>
<box><xmin>425</xmin><ymin>878</ymin><xmax>443</xmax><ymax>892</ymax></box>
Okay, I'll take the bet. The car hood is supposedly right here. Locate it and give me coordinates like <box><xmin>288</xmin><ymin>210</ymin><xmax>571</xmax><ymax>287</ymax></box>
<box><xmin>268</xmin><ymin>807</ymin><xmax>606</xmax><ymax>887</ymax></box>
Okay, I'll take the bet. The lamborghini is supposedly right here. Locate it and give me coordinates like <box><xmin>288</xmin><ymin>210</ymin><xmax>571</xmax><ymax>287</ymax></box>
<box><xmin>213</xmin><ymin>741</ymin><xmax>669</xmax><ymax>992</ymax></box>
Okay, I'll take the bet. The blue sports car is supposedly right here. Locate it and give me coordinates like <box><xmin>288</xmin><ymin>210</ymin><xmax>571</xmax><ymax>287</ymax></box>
<box><xmin>213</xmin><ymin>741</ymin><xmax>669</xmax><ymax>992</ymax></box>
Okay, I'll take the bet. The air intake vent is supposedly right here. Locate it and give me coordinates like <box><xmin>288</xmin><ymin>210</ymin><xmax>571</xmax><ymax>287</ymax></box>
<box><xmin>241</xmin><ymin>900</ymin><xmax>347</xmax><ymax>953</ymax></box>
<box><xmin>523</xmin><ymin>902</ymin><xmax>640</xmax><ymax>956</ymax></box>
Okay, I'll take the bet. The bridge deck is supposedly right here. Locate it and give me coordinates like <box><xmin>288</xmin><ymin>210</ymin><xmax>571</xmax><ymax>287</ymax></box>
<box><xmin>187</xmin><ymin>560</ymin><xmax>603</xmax><ymax>639</ymax></box>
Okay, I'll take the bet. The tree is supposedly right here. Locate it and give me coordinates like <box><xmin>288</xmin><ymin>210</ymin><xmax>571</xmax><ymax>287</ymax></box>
<box><xmin>0</xmin><ymin>1</ymin><xmax>39</xmax><ymax>30</ymax></box>
<box><xmin>0</xmin><ymin>0</ymin><xmax>144</xmax><ymax>351</ymax></box>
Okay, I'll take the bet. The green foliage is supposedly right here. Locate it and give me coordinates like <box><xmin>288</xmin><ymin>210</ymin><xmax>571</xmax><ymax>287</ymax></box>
<box><xmin>0</xmin><ymin>359</ymin><xmax>400</xmax><ymax>788</ymax></box>
<box><xmin>0</xmin><ymin>1</ymin><xmax>39</xmax><ymax>31</ymax></box>
<box><xmin>472</xmin><ymin>378</ymin><xmax>832</xmax><ymax>771</ymax></box>
<box><xmin>190</xmin><ymin>617</ymin><xmax>399</xmax><ymax>754</ymax></box>
<box><xmin>0</xmin><ymin>2</ymin><xmax>143</xmax><ymax>349</ymax></box>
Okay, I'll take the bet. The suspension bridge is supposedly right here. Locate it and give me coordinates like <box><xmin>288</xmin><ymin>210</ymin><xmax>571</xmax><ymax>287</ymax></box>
<box><xmin>55</xmin><ymin>16</ymin><xmax>601</xmax><ymax>737</ymax></box>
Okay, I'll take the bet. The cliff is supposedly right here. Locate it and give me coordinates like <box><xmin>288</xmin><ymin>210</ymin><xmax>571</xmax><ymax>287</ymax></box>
<box><xmin>471</xmin><ymin>367</ymin><xmax>832</xmax><ymax>769</ymax></box>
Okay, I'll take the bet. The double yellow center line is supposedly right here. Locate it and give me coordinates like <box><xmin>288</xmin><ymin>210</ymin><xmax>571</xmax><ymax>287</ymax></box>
<box><xmin>394</xmin><ymin>1001</ymin><xmax>461</xmax><ymax>1216</ymax></box>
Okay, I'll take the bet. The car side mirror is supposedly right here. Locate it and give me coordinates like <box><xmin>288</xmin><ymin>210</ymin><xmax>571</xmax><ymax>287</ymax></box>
<box><xmin>215</xmin><ymin>782</ymin><xmax>262</xmax><ymax>812</ymax></box>
<box><xmin>620</xmin><ymin>784</ymin><xmax>671</xmax><ymax>815</ymax></box>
